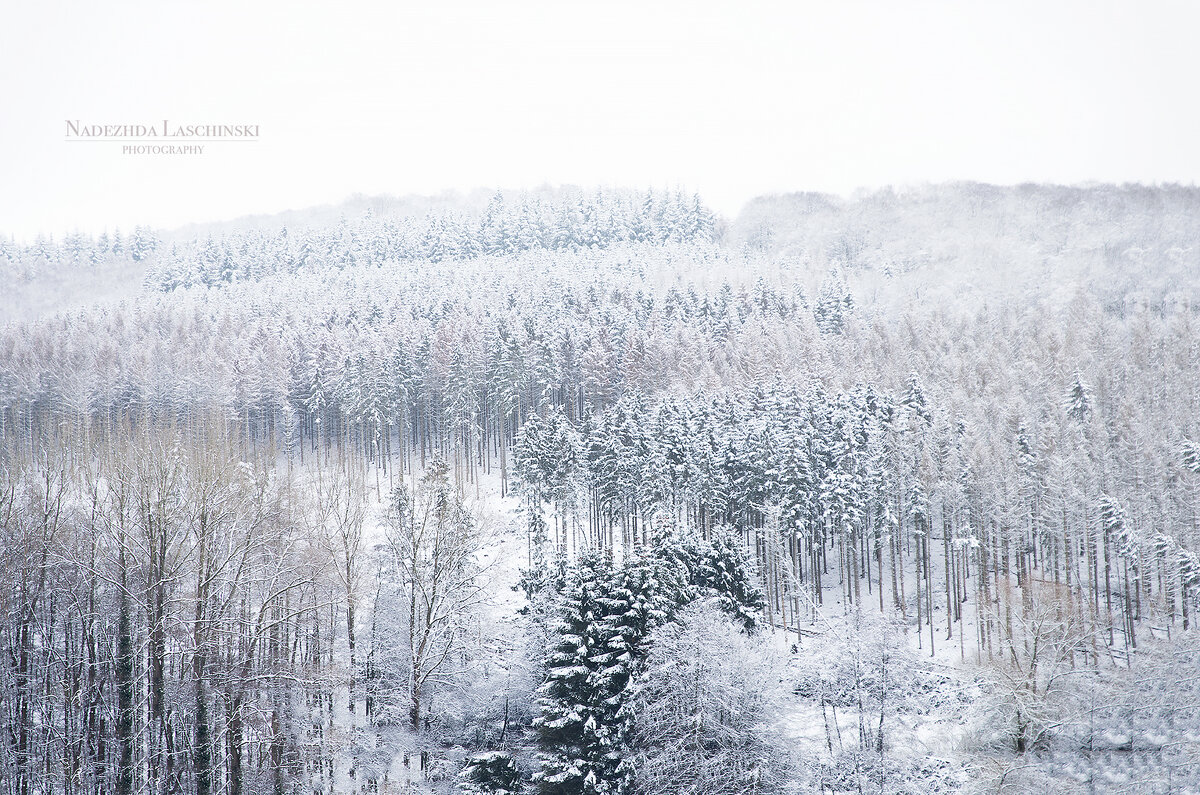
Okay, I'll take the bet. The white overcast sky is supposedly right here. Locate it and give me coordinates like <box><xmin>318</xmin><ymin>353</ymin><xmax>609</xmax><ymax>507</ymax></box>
<box><xmin>1</xmin><ymin>0</ymin><xmax>1198</xmax><ymax>241</ymax></box>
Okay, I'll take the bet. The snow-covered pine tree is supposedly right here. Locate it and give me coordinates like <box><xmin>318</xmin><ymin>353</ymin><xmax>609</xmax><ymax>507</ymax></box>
<box><xmin>1064</xmin><ymin>372</ymin><xmax>1091</xmax><ymax>425</ymax></box>
<box><xmin>533</xmin><ymin>555</ymin><xmax>615</xmax><ymax>795</ymax></box>
<box><xmin>460</xmin><ymin>751</ymin><xmax>523</xmax><ymax>794</ymax></box>
<box><xmin>658</xmin><ymin>527</ymin><xmax>766</xmax><ymax>631</ymax></box>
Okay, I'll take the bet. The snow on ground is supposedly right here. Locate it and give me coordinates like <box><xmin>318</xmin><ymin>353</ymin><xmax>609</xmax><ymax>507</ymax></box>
<box><xmin>296</xmin><ymin>454</ymin><xmax>1198</xmax><ymax>793</ymax></box>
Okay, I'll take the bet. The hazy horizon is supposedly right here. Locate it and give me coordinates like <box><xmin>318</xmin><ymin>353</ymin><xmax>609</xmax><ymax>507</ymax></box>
<box><xmin>4</xmin><ymin>1</ymin><xmax>1200</xmax><ymax>243</ymax></box>
<box><xmin>8</xmin><ymin>177</ymin><xmax>1200</xmax><ymax>245</ymax></box>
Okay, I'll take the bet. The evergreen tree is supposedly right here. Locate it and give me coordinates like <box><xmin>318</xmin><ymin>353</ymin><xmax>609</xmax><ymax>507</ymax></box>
<box><xmin>533</xmin><ymin>555</ymin><xmax>616</xmax><ymax>795</ymax></box>
<box><xmin>1064</xmin><ymin>372</ymin><xmax>1091</xmax><ymax>425</ymax></box>
<box><xmin>460</xmin><ymin>752</ymin><xmax>523</xmax><ymax>794</ymax></box>
<box><xmin>534</xmin><ymin>549</ymin><xmax>690</xmax><ymax>795</ymax></box>
<box><xmin>480</xmin><ymin>191</ymin><xmax>509</xmax><ymax>254</ymax></box>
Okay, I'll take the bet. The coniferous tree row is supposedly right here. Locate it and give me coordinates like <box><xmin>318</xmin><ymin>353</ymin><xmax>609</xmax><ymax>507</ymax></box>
<box><xmin>508</xmin><ymin>384</ymin><xmax>1200</xmax><ymax>664</ymax></box>
<box><xmin>0</xmin><ymin>189</ymin><xmax>714</xmax><ymax>291</ymax></box>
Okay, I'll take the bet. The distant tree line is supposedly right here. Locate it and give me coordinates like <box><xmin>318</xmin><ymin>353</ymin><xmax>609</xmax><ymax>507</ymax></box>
<box><xmin>0</xmin><ymin>189</ymin><xmax>715</xmax><ymax>290</ymax></box>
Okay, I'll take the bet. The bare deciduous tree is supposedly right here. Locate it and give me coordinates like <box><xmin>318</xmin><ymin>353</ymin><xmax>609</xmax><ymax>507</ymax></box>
<box><xmin>380</xmin><ymin>455</ymin><xmax>488</xmax><ymax>732</ymax></box>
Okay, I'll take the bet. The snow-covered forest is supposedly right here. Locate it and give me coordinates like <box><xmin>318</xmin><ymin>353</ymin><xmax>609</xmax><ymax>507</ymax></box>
<box><xmin>2</xmin><ymin>183</ymin><xmax>1199</xmax><ymax>794</ymax></box>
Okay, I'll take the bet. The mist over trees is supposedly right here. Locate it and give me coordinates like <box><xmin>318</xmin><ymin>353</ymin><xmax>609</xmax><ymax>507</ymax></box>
<box><xmin>1</xmin><ymin>183</ymin><xmax>1199</xmax><ymax>793</ymax></box>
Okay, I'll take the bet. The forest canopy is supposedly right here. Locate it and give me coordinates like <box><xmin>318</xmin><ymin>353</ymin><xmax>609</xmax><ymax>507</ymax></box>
<box><xmin>1</xmin><ymin>183</ymin><xmax>1199</xmax><ymax>794</ymax></box>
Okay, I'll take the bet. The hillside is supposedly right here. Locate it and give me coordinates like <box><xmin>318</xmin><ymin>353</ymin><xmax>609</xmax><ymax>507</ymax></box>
<box><xmin>1</xmin><ymin>183</ymin><xmax>1198</xmax><ymax>794</ymax></box>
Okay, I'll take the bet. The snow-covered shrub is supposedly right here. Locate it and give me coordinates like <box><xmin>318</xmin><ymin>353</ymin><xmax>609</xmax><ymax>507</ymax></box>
<box><xmin>627</xmin><ymin>599</ymin><xmax>798</xmax><ymax>795</ymax></box>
